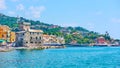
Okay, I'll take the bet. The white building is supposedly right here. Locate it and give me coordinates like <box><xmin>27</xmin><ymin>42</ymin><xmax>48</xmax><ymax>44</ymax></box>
<box><xmin>15</xmin><ymin>21</ymin><xmax>43</xmax><ymax>47</ymax></box>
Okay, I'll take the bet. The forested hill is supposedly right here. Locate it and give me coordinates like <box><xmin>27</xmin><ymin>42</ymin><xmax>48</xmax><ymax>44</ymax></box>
<box><xmin>0</xmin><ymin>13</ymin><xmax>110</xmax><ymax>44</ymax></box>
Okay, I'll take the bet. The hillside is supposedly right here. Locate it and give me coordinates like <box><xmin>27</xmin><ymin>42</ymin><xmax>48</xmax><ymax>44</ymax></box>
<box><xmin>0</xmin><ymin>13</ymin><xmax>110</xmax><ymax>44</ymax></box>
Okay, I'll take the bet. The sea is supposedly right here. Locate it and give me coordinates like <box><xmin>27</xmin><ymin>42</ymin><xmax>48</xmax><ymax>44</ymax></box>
<box><xmin>0</xmin><ymin>46</ymin><xmax>120</xmax><ymax>68</ymax></box>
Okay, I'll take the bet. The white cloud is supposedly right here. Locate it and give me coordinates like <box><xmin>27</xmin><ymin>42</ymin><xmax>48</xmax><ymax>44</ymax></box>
<box><xmin>11</xmin><ymin>0</ymin><xmax>19</xmax><ymax>2</ymax></box>
<box><xmin>0</xmin><ymin>0</ymin><xmax>6</xmax><ymax>10</ymax></box>
<box><xmin>16</xmin><ymin>4</ymin><xmax>24</xmax><ymax>11</ymax></box>
<box><xmin>8</xmin><ymin>11</ymin><xmax>15</xmax><ymax>15</ymax></box>
<box><xmin>28</xmin><ymin>6</ymin><xmax>45</xmax><ymax>18</ymax></box>
<box><xmin>112</xmin><ymin>18</ymin><xmax>120</xmax><ymax>23</ymax></box>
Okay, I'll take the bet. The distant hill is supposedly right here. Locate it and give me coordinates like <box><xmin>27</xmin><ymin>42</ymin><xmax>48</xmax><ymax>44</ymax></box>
<box><xmin>0</xmin><ymin>13</ymin><xmax>111</xmax><ymax>44</ymax></box>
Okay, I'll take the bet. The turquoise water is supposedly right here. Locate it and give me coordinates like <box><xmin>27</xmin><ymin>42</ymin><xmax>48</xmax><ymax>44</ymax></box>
<box><xmin>0</xmin><ymin>47</ymin><xmax>120</xmax><ymax>68</ymax></box>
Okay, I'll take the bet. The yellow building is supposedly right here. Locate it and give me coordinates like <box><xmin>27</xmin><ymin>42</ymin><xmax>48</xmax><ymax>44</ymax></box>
<box><xmin>10</xmin><ymin>32</ymin><xmax>16</xmax><ymax>42</ymax></box>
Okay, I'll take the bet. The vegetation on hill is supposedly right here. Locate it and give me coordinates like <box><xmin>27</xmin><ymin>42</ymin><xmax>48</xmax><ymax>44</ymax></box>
<box><xmin>0</xmin><ymin>13</ymin><xmax>112</xmax><ymax>44</ymax></box>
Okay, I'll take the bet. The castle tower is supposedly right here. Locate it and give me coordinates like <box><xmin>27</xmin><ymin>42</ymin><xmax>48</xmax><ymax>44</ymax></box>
<box><xmin>17</xmin><ymin>16</ymin><xmax>31</xmax><ymax>31</ymax></box>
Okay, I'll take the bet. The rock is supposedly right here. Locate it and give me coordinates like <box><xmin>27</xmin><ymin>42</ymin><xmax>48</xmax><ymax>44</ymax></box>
<box><xmin>0</xmin><ymin>46</ymin><xmax>14</xmax><ymax>52</ymax></box>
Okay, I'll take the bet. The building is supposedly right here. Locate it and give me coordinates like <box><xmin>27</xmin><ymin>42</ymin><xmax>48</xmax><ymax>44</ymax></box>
<box><xmin>0</xmin><ymin>25</ymin><xmax>16</xmax><ymax>43</ymax></box>
<box><xmin>70</xmin><ymin>40</ymin><xmax>77</xmax><ymax>44</ymax></box>
<box><xmin>19</xmin><ymin>22</ymin><xmax>30</xmax><ymax>31</ymax></box>
<box><xmin>43</xmin><ymin>34</ymin><xmax>65</xmax><ymax>45</ymax></box>
<box><xmin>10</xmin><ymin>32</ymin><xmax>16</xmax><ymax>42</ymax></box>
<box><xmin>15</xmin><ymin>22</ymin><xmax>43</xmax><ymax>47</ymax></box>
<box><xmin>0</xmin><ymin>25</ymin><xmax>10</xmax><ymax>42</ymax></box>
<box><xmin>57</xmin><ymin>37</ymin><xmax>65</xmax><ymax>44</ymax></box>
<box><xmin>42</xmin><ymin>34</ymin><xmax>51</xmax><ymax>44</ymax></box>
<box><xmin>96</xmin><ymin>36</ymin><xmax>106</xmax><ymax>44</ymax></box>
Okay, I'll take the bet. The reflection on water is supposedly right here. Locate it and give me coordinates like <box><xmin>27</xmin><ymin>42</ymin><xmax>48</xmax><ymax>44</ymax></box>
<box><xmin>0</xmin><ymin>47</ymin><xmax>120</xmax><ymax>68</ymax></box>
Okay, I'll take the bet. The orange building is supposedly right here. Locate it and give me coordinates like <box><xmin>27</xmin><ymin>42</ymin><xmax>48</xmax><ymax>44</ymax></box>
<box><xmin>0</xmin><ymin>25</ymin><xmax>10</xmax><ymax>41</ymax></box>
<box><xmin>0</xmin><ymin>25</ymin><xmax>16</xmax><ymax>42</ymax></box>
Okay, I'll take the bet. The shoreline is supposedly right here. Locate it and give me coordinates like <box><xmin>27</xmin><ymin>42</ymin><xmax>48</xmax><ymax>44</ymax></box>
<box><xmin>0</xmin><ymin>45</ymin><xmax>66</xmax><ymax>52</ymax></box>
<box><xmin>66</xmin><ymin>44</ymin><xmax>120</xmax><ymax>47</ymax></box>
<box><xmin>1</xmin><ymin>44</ymin><xmax>120</xmax><ymax>52</ymax></box>
<box><xmin>0</xmin><ymin>46</ymin><xmax>15</xmax><ymax>52</ymax></box>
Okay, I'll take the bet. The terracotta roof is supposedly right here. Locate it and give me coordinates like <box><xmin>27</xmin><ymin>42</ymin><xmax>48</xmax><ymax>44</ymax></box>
<box><xmin>29</xmin><ymin>29</ymin><xmax>43</xmax><ymax>33</ymax></box>
<box><xmin>0</xmin><ymin>25</ymin><xmax>10</xmax><ymax>31</ymax></box>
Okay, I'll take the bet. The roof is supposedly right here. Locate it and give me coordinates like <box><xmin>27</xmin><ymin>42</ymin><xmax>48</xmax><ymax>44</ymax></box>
<box><xmin>16</xmin><ymin>29</ymin><xmax>43</xmax><ymax>34</ymax></box>
<box><xmin>16</xmin><ymin>31</ymin><xmax>26</xmax><ymax>33</ymax></box>
<box><xmin>29</xmin><ymin>29</ymin><xmax>43</xmax><ymax>33</ymax></box>
<box><xmin>0</xmin><ymin>39</ymin><xmax>6</xmax><ymax>43</ymax></box>
<box><xmin>43</xmin><ymin>34</ymin><xmax>49</xmax><ymax>36</ymax></box>
<box><xmin>43</xmin><ymin>34</ymin><xmax>51</xmax><ymax>38</ymax></box>
<box><xmin>0</xmin><ymin>25</ymin><xmax>10</xmax><ymax>31</ymax></box>
<box><xmin>98</xmin><ymin>36</ymin><xmax>104</xmax><ymax>39</ymax></box>
<box><xmin>19</xmin><ymin>22</ymin><xmax>31</xmax><ymax>25</ymax></box>
<box><xmin>23</xmin><ymin>22</ymin><xmax>31</xmax><ymax>25</ymax></box>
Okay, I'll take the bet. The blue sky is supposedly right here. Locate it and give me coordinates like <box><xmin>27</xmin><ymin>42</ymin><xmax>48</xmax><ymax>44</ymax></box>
<box><xmin>0</xmin><ymin>0</ymin><xmax>120</xmax><ymax>39</ymax></box>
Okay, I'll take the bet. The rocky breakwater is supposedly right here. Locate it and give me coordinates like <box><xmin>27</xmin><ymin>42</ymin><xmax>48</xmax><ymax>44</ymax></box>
<box><xmin>0</xmin><ymin>45</ymin><xmax>66</xmax><ymax>52</ymax></box>
<box><xmin>0</xmin><ymin>46</ymin><xmax>14</xmax><ymax>52</ymax></box>
<box><xmin>27</xmin><ymin>45</ymin><xmax>66</xmax><ymax>50</ymax></box>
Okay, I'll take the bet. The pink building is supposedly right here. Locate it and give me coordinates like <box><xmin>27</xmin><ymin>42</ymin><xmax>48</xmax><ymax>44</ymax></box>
<box><xmin>97</xmin><ymin>36</ymin><xmax>106</xmax><ymax>44</ymax></box>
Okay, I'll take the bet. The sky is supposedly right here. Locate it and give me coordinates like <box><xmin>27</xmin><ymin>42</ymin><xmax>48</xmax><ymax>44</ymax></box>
<box><xmin>0</xmin><ymin>0</ymin><xmax>120</xmax><ymax>39</ymax></box>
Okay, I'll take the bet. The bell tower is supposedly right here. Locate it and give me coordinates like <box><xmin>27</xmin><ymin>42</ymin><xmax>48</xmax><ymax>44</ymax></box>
<box><xmin>17</xmin><ymin>16</ymin><xmax>31</xmax><ymax>31</ymax></box>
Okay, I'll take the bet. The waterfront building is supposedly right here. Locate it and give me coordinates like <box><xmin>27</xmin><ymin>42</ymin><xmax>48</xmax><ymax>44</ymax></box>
<box><xmin>43</xmin><ymin>34</ymin><xmax>65</xmax><ymax>45</ymax></box>
<box><xmin>10</xmin><ymin>32</ymin><xmax>16</xmax><ymax>43</ymax></box>
<box><xmin>96</xmin><ymin>36</ymin><xmax>107</xmax><ymax>44</ymax></box>
<box><xmin>0</xmin><ymin>25</ymin><xmax>10</xmax><ymax>42</ymax></box>
<box><xmin>0</xmin><ymin>25</ymin><xmax>16</xmax><ymax>43</ymax></box>
<box><xmin>42</xmin><ymin>34</ymin><xmax>51</xmax><ymax>44</ymax></box>
<box><xmin>15</xmin><ymin>21</ymin><xmax>43</xmax><ymax>47</ymax></box>
<box><xmin>57</xmin><ymin>37</ymin><xmax>65</xmax><ymax>44</ymax></box>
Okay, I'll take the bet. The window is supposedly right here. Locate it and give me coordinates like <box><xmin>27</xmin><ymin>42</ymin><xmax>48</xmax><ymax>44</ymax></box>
<box><xmin>21</xmin><ymin>38</ymin><xmax>23</xmax><ymax>40</ymax></box>
<box><xmin>36</xmin><ymin>37</ymin><xmax>38</xmax><ymax>40</ymax></box>
<box><xmin>2</xmin><ymin>35</ymin><xmax>4</xmax><ymax>37</ymax></box>
<box><xmin>30</xmin><ymin>42</ymin><xmax>33</xmax><ymax>43</ymax></box>
<box><xmin>30</xmin><ymin>32</ymin><xmax>34</xmax><ymax>35</ymax></box>
<box><xmin>30</xmin><ymin>37</ymin><xmax>32</xmax><ymax>40</ymax></box>
<box><xmin>39</xmin><ymin>37</ymin><xmax>41</xmax><ymax>39</ymax></box>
